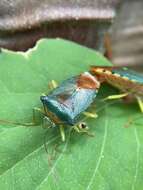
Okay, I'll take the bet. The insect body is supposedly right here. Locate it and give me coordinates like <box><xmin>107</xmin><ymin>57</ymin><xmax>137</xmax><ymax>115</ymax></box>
<box><xmin>41</xmin><ymin>72</ymin><xmax>100</xmax><ymax>140</ymax></box>
<box><xmin>90</xmin><ymin>66</ymin><xmax>143</xmax><ymax>112</ymax></box>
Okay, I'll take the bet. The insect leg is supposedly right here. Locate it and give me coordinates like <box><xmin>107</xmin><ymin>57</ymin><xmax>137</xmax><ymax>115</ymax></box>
<box><xmin>59</xmin><ymin>125</ymin><xmax>65</xmax><ymax>142</ymax></box>
<box><xmin>73</xmin><ymin>125</ymin><xmax>80</xmax><ymax>133</ymax></box>
<box><xmin>79</xmin><ymin>111</ymin><xmax>98</xmax><ymax>124</ymax></box>
<box><xmin>73</xmin><ymin>124</ymin><xmax>94</xmax><ymax>137</ymax></box>
<box><xmin>0</xmin><ymin>119</ymin><xmax>36</xmax><ymax>127</ymax></box>
<box><xmin>32</xmin><ymin>107</ymin><xmax>45</xmax><ymax>122</ymax></box>
<box><xmin>72</xmin><ymin>111</ymin><xmax>97</xmax><ymax>136</ymax></box>
<box><xmin>136</xmin><ymin>96</ymin><xmax>143</xmax><ymax>112</ymax></box>
<box><xmin>103</xmin><ymin>93</ymin><xmax>128</xmax><ymax>101</ymax></box>
<box><xmin>25</xmin><ymin>107</ymin><xmax>46</xmax><ymax>126</ymax></box>
<box><xmin>48</xmin><ymin>80</ymin><xmax>58</xmax><ymax>90</ymax></box>
<box><xmin>0</xmin><ymin>107</ymin><xmax>44</xmax><ymax>127</ymax></box>
<box><xmin>83</xmin><ymin>111</ymin><xmax>98</xmax><ymax>118</ymax></box>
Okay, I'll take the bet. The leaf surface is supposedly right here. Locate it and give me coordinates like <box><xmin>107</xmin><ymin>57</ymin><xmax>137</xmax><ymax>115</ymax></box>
<box><xmin>0</xmin><ymin>39</ymin><xmax>142</xmax><ymax>190</ymax></box>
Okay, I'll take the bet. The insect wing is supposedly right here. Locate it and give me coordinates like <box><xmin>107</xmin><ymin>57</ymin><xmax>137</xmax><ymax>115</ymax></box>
<box><xmin>41</xmin><ymin>73</ymin><xmax>100</xmax><ymax>125</ymax></box>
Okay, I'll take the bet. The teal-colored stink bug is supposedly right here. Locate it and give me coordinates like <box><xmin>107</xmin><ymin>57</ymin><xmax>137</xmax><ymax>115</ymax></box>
<box><xmin>40</xmin><ymin>72</ymin><xmax>100</xmax><ymax>141</ymax></box>
<box><xmin>0</xmin><ymin>71</ymin><xmax>100</xmax><ymax>141</ymax></box>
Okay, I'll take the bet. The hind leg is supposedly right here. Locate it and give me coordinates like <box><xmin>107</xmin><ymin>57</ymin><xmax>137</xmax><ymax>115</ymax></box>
<box><xmin>59</xmin><ymin>125</ymin><xmax>66</xmax><ymax>142</ymax></box>
<box><xmin>136</xmin><ymin>96</ymin><xmax>143</xmax><ymax>113</ymax></box>
<box><xmin>103</xmin><ymin>93</ymin><xmax>129</xmax><ymax>101</ymax></box>
<box><xmin>72</xmin><ymin>110</ymin><xmax>98</xmax><ymax>136</ymax></box>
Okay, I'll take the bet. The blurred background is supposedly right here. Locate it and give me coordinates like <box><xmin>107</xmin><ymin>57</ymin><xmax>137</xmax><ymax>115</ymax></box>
<box><xmin>0</xmin><ymin>0</ymin><xmax>119</xmax><ymax>51</ymax></box>
<box><xmin>0</xmin><ymin>0</ymin><xmax>142</xmax><ymax>69</ymax></box>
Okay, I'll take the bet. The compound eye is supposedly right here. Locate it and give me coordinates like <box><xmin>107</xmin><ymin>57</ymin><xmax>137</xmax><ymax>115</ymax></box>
<box><xmin>79</xmin><ymin>122</ymin><xmax>88</xmax><ymax>129</ymax></box>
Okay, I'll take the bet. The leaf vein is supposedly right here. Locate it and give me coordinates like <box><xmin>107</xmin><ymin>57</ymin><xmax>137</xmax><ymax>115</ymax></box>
<box><xmin>35</xmin><ymin>134</ymin><xmax>70</xmax><ymax>190</ymax></box>
<box><xmin>86</xmin><ymin>115</ymin><xmax>108</xmax><ymax>190</ymax></box>
<box><xmin>131</xmin><ymin>128</ymin><xmax>140</xmax><ymax>190</ymax></box>
<box><xmin>0</xmin><ymin>135</ymin><xmax>59</xmax><ymax>178</ymax></box>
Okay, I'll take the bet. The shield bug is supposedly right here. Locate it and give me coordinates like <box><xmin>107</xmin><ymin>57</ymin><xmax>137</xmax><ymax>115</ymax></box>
<box><xmin>40</xmin><ymin>72</ymin><xmax>100</xmax><ymax>141</ymax></box>
<box><xmin>0</xmin><ymin>72</ymin><xmax>100</xmax><ymax>141</ymax></box>
<box><xmin>90</xmin><ymin>66</ymin><xmax>143</xmax><ymax>112</ymax></box>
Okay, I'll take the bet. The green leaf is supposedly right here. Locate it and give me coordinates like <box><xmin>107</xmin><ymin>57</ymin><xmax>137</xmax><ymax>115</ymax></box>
<box><xmin>0</xmin><ymin>38</ymin><xmax>142</xmax><ymax>190</ymax></box>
